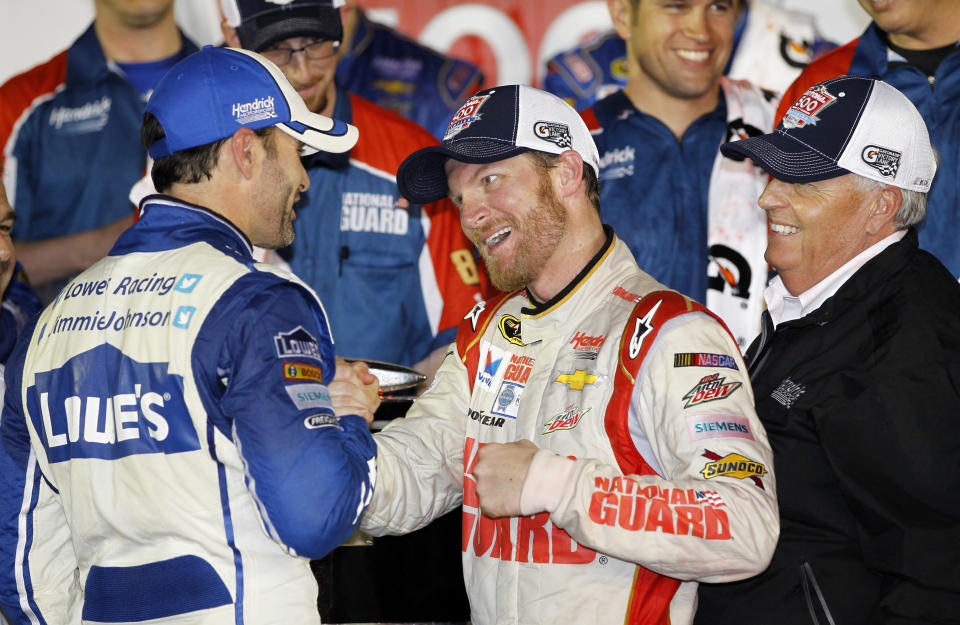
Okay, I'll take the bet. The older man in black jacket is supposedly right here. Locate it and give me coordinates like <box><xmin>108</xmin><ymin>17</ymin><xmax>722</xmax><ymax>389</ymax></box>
<box><xmin>695</xmin><ymin>75</ymin><xmax>960</xmax><ymax>624</ymax></box>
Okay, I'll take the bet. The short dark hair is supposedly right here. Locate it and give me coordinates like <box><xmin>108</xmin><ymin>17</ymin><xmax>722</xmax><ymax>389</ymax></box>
<box><xmin>141</xmin><ymin>113</ymin><xmax>275</xmax><ymax>192</ymax></box>
<box><xmin>526</xmin><ymin>151</ymin><xmax>601</xmax><ymax>215</ymax></box>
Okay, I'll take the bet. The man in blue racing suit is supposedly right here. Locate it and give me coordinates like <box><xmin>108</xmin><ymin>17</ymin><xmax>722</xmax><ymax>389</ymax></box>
<box><xmin>0</xmin><ymin>47</ymin><xmax>378</xmax><ymax>625</ymax></box>
<box><xmin>544</xmin><ymin>0</ymin><xmax>834</xmax><ymax>111</ymax></box>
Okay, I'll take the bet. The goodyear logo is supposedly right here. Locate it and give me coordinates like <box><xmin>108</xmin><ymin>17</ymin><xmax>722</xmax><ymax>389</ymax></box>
<box><xmin>701</xmin><ymin>450</ymin><xmax>766</xmax><ymax>489</ymax></box>
<box><xmin>283</xmin><ymin>361</ymin><xmax>324</xmax><ymax>383</ymax></box>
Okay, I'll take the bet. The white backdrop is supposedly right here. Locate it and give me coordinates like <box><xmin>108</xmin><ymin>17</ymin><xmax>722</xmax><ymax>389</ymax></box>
<box><xmin>1</xmin><ymin>0</ymin><xmax>870</xmax><ymax>90</ymax></box>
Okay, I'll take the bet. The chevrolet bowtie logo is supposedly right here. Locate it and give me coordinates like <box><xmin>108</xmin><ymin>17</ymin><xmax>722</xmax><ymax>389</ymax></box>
<box><xmin>554</xmin><ymin>370</ymin><xmax>597</xmax><ymax>391</ymax></box>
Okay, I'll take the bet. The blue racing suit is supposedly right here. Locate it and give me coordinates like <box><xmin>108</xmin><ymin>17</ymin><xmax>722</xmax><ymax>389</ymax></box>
<box><xmin>585</xmin><ymin>92</ymin><xmax>725</xmax><ymax>308</ymax></box>
<box><xmin>582</xmin><ymin>80</ymin><xmax>776</xmax><ymax>348</ymax></box>
<box><xmin>544</xmin><ymin>1</ymin><xmax>834</xmax><ymax>111</ymax></box>
<box><xmin>336</xmin><ymin>10</ymin><xmax>483</xmax><ymax>139</ymax></box>
<box><xmin>0</xmin><ymin>196</ymin><xmax>376</xmax><ymax>625</ymax></box>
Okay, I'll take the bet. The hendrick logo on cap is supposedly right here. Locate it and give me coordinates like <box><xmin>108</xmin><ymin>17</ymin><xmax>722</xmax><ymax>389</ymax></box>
<box><xmin>233</xmin><ymin>96</ymin><xmax>278</xmax><ymax>125</ymax></box>
<box><xmin>444</xmin><ymin>92</ymin><xmax>492</xmax><ymax>140</ymax></box>
<box><xmin>861</xmin><ymin>145</ymin><xmax>902</xmax><ymax>178</ymax></box>
<box><xmin>783</xmin><ymin>84</ymin><xmax>838</xmax><ymax>129</ymax></box>
<box><xmin>533</xmin><ymin>121</ymin><xmax>572</xmax><ymax>149</ymax></box>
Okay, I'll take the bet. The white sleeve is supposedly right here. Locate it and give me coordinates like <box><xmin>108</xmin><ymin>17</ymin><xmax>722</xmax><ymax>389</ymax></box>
<box><xmin>529</xmin><ymin>313</ymin><xmax>779</xmax><ymax>583</ymax></box>
<box><xmin>360</xmin><ymin>345</ymin><xmax>469</xmax><ymax>536</ymax></box>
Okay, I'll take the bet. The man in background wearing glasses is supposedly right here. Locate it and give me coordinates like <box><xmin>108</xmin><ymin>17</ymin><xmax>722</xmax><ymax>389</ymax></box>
<box><xmin>220</xmin><ymin>0</ymin><xmax>487</xmax><ymax>380</ymax></box>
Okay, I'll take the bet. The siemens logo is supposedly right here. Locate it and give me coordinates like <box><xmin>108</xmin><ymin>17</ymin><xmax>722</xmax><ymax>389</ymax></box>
<box><xmin>686</xmin><ymin>414</ymin><xmax>755</xmax><ymax>442</ymax></box>
<box><xmin>28</xmin><ymin>345</ymin><xmax>199</xmax><ymax>462</ymax></box>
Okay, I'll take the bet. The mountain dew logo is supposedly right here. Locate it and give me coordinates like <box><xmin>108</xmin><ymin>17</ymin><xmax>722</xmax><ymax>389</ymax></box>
<box><xmin>682</xmin><ymin>373</ymin><xmax>742</xmax><ymax>408</ymax></box>
<box><xmin>543</xmin><ymin>406</ymin><xmax>591</xmax><ymax>434</ymax></box>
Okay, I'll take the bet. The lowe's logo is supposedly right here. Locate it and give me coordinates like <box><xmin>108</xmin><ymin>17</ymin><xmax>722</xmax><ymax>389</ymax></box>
<box><xmin>28</xmin><ymin>344</ymin><xmax>199</xmax><ymax>462</ymax></box>
<box><xmin>274</xmin><ymin>326</ymin><xmax>323</xmax><ymax>360</ymax></box>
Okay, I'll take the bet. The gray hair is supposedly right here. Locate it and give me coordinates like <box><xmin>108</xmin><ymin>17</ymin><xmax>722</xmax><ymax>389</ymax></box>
<box><xmin>852</xmin><ymin>174</ymin><xmax>928</xmax><ymax>230</ymax></box>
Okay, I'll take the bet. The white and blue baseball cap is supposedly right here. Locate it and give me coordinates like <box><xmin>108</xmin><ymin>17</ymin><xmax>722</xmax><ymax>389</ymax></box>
<box><xmin>145</xmin><ymin>45</ymin><xmax>357</xmax><ymax>159</ymax></box>
<box><xmin>397</xmin><ymin>84</ymin><xmax>600</xmax><ymax>204</ymax></box>
<box><xmin>721</xmin><ymin>76</ymin><xmax>936</xmax><ymax>193</ymax></box>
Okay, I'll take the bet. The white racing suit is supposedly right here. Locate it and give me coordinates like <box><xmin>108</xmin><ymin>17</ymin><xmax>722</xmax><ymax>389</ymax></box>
<box><xmin>362</xmin><ymin>233</ymin><xmax>779</xmax><ymax>624</ymax></box>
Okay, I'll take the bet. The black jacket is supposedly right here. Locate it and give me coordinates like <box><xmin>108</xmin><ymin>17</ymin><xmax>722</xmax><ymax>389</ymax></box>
<box><xmin>696</xmin><ymin>229</ymin><xmax>960</xmax><ymax>624</ymax></box>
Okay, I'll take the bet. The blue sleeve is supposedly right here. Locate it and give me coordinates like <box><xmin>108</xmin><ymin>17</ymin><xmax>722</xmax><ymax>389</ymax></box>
<box><xmin>194</xmin><ymin>274</ymin><xmax>376</xmax><ymax>560</ymax></box>
<box><xmin>0</xmin><ymin>338</ymin><xmax>32</xmax><ymax>624</ymax></box>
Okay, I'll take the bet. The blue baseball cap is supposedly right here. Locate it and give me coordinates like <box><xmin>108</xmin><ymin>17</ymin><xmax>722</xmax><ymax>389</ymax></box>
<box><xmin>145</xmin><ymin>46</ymin><xmax>357</xmax><ymax>159</ymax></box>
<box><xmin>721</xmin><ymin>76</ymin><xmax>936</xmax><ymax>193</ymax></box>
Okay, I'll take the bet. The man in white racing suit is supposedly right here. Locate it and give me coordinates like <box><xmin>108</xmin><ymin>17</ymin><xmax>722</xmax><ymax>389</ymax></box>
<box><xmin>360</xmin><ymin>84</ymin><xmax>779</xmax><ymax>625</ymax></box>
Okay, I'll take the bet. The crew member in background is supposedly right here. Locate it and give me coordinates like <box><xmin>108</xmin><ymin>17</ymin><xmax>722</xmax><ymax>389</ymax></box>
<box><xmin>0</xmin><ymin>46</ymin><xmax>378</xmax><ymax>625</ymax></box>
<box><xmin>336</xmin><ymin>0</ymin><xmax>484</xmax><ymax>139</ymax></box>
<box><xmin>545</xmin><ymin>0</ymin><xmax>834</xmax><ymax>111</ymax></box>
<box><xmin>697</xmin><ymin>75</ymin><xmax>960</xmax><ymax>625</ymax></box>
<box><xmin>221</xmin><ymin>0</ymin><xmax>486</xmax><ymax>377</ymax></box>
<box><xmin>582</xmin><ymin>0</ymin><xmax>776</xmax><ymax>348</ymax></box>
<box><xmin>0</xmin><ymin>180</ymin><xmax>41</xmax><ymax>397</ymax></box>
<box><xmin>361</xmin><ymin>84</ymin><xmax>778</xmax><ymax>625</ymax></box>
<box><xmin>0</xmin><ymin>0</ymin><xmax>197</xmax><ymax>303</ymax></box>
<box><xmin>776</xmin><ymin>0</ymin><xmax>960</xmax><ymax>279</ymax></box>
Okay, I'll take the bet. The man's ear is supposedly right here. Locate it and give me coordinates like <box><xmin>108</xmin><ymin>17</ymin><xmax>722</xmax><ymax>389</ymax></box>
<box><xmin>555</xmin><ymin>149</ymin><xmax>586</xmax><ymax>199</ymax></box>
<box><xmin>866</xmin><ymin>185</ymin><xmax>901</xmax><ymax>235</ymax></box>
<box><xmin>608</xmin><ymin>0</ymin><xmax>632</xmax><ymax>40</ymax></box>
<box><xmin>229</xmin><ymin>127</ymin><xmax>260</xmax><ymax>180</ymax></box>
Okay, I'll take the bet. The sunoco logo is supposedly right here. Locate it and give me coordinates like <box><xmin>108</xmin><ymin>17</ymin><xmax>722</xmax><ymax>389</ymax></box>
<box><xmin>701</xmin><ymin>450</ymin><xmax>766</xmax><ymax>489</ymax></box>
<box><xmin>233</xmin><ymin>96</ymin><xmax>278</xmax><ymax>124</ymax></box>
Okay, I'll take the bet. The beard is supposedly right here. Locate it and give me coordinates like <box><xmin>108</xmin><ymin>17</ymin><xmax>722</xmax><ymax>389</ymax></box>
<box><xmin>252</xmin><ymin>150</ymin><xmax>298</xmax><ymax>250</ymax></box>
<box><xmin>480</xmin><ymin>173</ymin><xmax>567</xmax><ymax>292</ymax></box>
